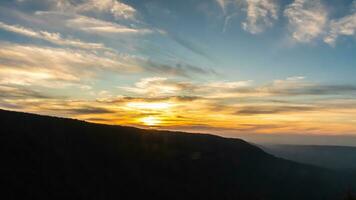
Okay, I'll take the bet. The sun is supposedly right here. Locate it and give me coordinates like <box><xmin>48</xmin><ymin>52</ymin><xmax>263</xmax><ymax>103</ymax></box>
<box><xmin>140</xmin><ymin>116</ymin><xmax>161</xmax><ymax>126</ymax></box>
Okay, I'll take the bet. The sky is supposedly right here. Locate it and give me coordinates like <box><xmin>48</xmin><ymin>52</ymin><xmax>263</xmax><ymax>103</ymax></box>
<box><xmin>1</xmin><ymin>0</ymin><xmax>356</xmax><ymax>145</ymax></box>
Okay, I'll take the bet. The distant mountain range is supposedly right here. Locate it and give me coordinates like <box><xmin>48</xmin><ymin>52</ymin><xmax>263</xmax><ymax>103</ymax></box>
<box><xmin>260</xmin><ymin>144</ymin><xmax>356</xmax><ymax>170</ymax></box>
<box><xmin>1</xmin><ymin>109</ymin><xmax>355</xmax><ymax>200</ymax></box>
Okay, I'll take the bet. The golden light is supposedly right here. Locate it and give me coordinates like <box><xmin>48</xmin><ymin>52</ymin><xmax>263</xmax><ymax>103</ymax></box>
<box><xmin>126</xmin><ymin>102</ymin><xmax>172</xmax><ymax>110</ymax></box>
<box><xmin>141</xmin><ymin>116</ymin><xmax>161</xmax><ymax>126</ymax></box>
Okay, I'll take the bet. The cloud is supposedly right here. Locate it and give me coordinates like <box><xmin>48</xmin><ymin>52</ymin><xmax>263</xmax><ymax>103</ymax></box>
<box><xmin>75</xmin><ymin>0</ymin><xmax>137</xmax><ymax>20</ymax></box>
<box><xmin>62</xmin><ymin>106</ymin><xmax>115</xmax><ymax>115</ymax></box>
<box><xmin>0</xmin><ymin>42</ymin><xmax>215</xmax><ymax>89</ymax></box>
<box><xmin>220</xmin><ymin>0</ymin><xmax>356</xmax><ymax>44</ymax></box>
<box><xmin>2</xmin><ymin>1</ymin><xmax>209</xmax><ymax>82</ymax></box>
<box><xmin>216</xmin><ymin>0</ymin><xmax>279</xmax><ymax>34</ymax></box>
<box><xmin>264</xmin><ymin>77</ymin><xmax>356</xmax><ymax>96</ymax></box>
<box><xmin>0</xmin><ymin>42</ymin><xmax>141</xmax><ymax>87</ymax></box>
<box><xmin>66</xmin><ymin>15</ymin><xmax>151</xmax><ymax>34</ymax></box>
<box><xmin>216</xmin><ymin>0</ymin><xmax>229</xmax><ymax>13</ymax></box>
<box><xmin>284</xmin><ymin>0</ymin><xmax>328</xmax><ymax>42</ymax></box>
<box><xmin>204</xmin><ymin>80</ymin><xmax>252</xmax><ymax>89</ymax></box>
<box><xmin>274</xmin><ymin>85</ymin><xmax>356</xmax><ymax>95</ymax></box>
<box><xmin>1</xmin><ymin>75</ymin><xmax>356</xmax><ymax>135</ymax></box>
<box><xmin>31</xmin><ymin>0</ymin><xmax>152</xmax><ymax>36</ymax></box>
<box><xmin>1</xmin><ymin>0</ymin><xmax>356</xmax><ymax>136</ymax></box>
<box><xmin>143</xmin><ymin>61</ymin><xmax>217</xmax><ymax>78</ymax></box>
<box><xmin>119</xmin><ymin>76</ymin><xmax>356</xmax><ymax>100</ymax></box>
<box><xmin>167</xmin><ymin>33</ymin><xmax>213</xmax><ymax>60</ymax></box>
<box><xmin>29</xmin><ymin>0</ymin><xmax>137</xmax><ymax>21</ymax></box>
<box><xmin>283</xmin><ymin>0</ymin><xmax>356</xmax><ymax>45</ymax></box>
<box><xmin>324</xmin><ymin>11</ymin><xmax>356</xmax><ymax>45</ymax></box>
<box><xmin>236</xmin><ymin>105</ymin><xmax>317</xmax><ymax>115</ymax></box>
<box><xmin>0</xmin><ymin>21</ymin><xmax>108</xmax><ymax>50</ymax></box>
<box><xmin>0</xmin><ymin>85</ymin><xmax>53</xmax><ymax>99</ymax></box>
<box><xmin>119</xmin><ymin>77</ymin><xmax>252</xmax><ymax>98</ymax></box>
<box><xmin>242</xmin><ymin>0</ymin><xmax>279</xmax><ymax>34</ymax></box>
<box><xmin>118</xmin><ymin>77</ymin><xmax>195</xmax><ymax>97</ymax></box>
<box><xmin>0</xmin><ymin>67</ymin><xmax>75</xmax><ymax>86</ymax></box>
<box><xmin>99</xmin><ymin>96</ymin><xmax>201</xmax><ymax>104</ymax></box>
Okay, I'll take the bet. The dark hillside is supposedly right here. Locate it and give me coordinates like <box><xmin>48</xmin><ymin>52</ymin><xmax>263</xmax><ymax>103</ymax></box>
<box><xmin>0</xmin><ymin>109</ymin><xmax>354</xmax><ymax>200</ymax></box>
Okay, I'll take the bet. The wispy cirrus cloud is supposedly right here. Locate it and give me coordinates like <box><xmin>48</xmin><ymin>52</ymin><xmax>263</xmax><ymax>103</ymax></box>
<box><xmin>34</xmin><ymin>11</ymin><xmax>152</xmax><ymax>36</ymax></box>
<box><xmin>0</xmin><ymin>42</ymin><xmax>141</xmax><ymax>87</ymax></box>
<box><xmin>216</xmin><ymin>0</ymin><xmax>229</xmax><ymax>14</ymax></box>
<box><xmin>20</xmin><ymin>0</ymin><xmax>152</xmax><ymax>37</ymax></box>
<box><xmin>65</xmin><ymin>15</ymin><xmax>152</xmax><ymax>34</ymax></box>
<box><xmin>166</xmin><ymin>33</ymin><xmax>213</xmax><ymax>60</ymax></box>
<box><xmin>216</xmin><ymin>0</ymin><xmax>279</xmax><ymax>34</ymax></box>
<box><xmin>75</xmin><ymin>0</ymin><xmax>137</xmax><ymax>20</ymax></box>
<box><xmin>284</xmin><ymin>0</ymin><xmax>328</xmax><ymax>43</ymax></box>
<box><xmin>215</xmin><ymin>0</ymin><xmax>356</xmax><ymax>45</ymax></box>
<box><xmin>29</xmin><ymin>0</ymin><xmax>137</xmax><ymax>21</ymax></box>
<box><xmin>0</xmin><ymin>21</ymin><xmax>108</xmax><ymax>50</ymax></box>
<box><xmin>242</xmin><ymin>0</ymin><xmax>279</xmax><ymax>34</ymax></box>
<box><xmin>324</xmin><ymin>5</ymin><xmax>356</xmax><ymax>45</ymax></box>
<box><xmin>284</xmin><ymin>0</ymin><xmax>356</xmax><ymax>45</ymax></box>
<box><xmin>0</xmin><ymin>42</ymin><xmax>216</xmax><ymax>89</ymax></box>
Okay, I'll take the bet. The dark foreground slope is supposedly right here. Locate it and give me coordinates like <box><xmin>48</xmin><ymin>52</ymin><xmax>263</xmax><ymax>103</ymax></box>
<box><xmin>261</xmin><ymin>144</ymin><xmax>356</xmax><ymax>170</ymax></box>
<box><xmin>0</xmin><ymin>109</ymin><xmax>354</xmax><ymax>200</ymax></box>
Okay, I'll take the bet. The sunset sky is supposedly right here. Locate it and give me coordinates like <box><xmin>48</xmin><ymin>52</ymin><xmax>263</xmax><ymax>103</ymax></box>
<box><xmin>1</xmin><ymin>0</ymin><xmax>356</xmax><ymax>144</ymax></box>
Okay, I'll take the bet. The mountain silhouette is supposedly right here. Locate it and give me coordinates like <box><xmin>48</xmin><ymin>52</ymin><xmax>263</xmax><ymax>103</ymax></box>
<box><xmin>0</xmin><ymin>109</ymin><xmax>355</xmax><ymax>200</ymax></box>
